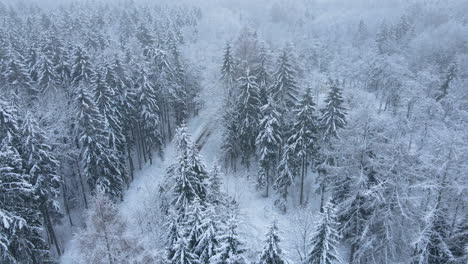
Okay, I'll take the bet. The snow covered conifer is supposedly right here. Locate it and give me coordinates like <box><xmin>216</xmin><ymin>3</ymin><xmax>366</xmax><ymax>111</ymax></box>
<box><xmin>207</xmin><ymin>164</ymin><xmax>224</xmax><ymax>205</ymax></box>
<box><xmin>186</xmin><ymin>199</ymin><xmax>205</xmax><ymax>250</ymax></box>
<box><xmin>136</xmin><ymin>69</ymin><xmax>163</xmax><ymax>164</ymax></box>
<box><xmin>274</xmin><ymin>144</ymin><xmax>297</xmax><ymax>211</ymax></box>
<box><xmin>306</xmin><ymin>201</ymin><xmax>342</xmax><ymax>264</ymax></box>
<box><xmin>0</xmin><ymin>96</ymin><xmax>20</xmax><ymax>141</ymax></box>
<box><xmin>319</xmin><ymin>81</ymin><xmax>347</xmax><ymax>142</ymax></box>
<box><xmin>257</xmin><ymin>222</ymin><xmax>287</xmax><ymax>264</ymax></box>
<box><xmin>20</xmin><ymin>112</ymin><xmax>62</xmax><ymax>255</ymax></box>
<box><xmin>71</xmin><ymin>46</ymin><xmax>94</xmax><ymax>86</ymax></box>
<box><xmin>235</xmin><ymin>67</ymin><xmax>261</xmax><ymax>168</ymax></box>
<box><xmin>196</xmin><ymin>206</ymin><xmax>221</xmax><ymax>264</ymax></box>
<box><xmin>221</xmin><ymin>42</ymin><xmax>237</xmax><ymax>91</ymax></box>
<box><xmin>75</xmin><ymin>86</ymin><xmax>124</xmax><ymax>197</ymax></box>
<box><xmin>256</xmin><ymin>97</ymin><xmax>282</xmax><ymax>197</ymax></box>
<box><xmin>289</xmin><ymin>88</ymin><xmax>319</xmax><ymax>205</ymax></box>
<box><xmin>270</xmin><ymin>49</ymin><xmax>299</xmax><ymax>111</ymax></box>
<box><xmin>171</xmin><ymin>237</ymin><xmax>200</xmax><ymax>264</ymax></box>
<box><xmin>2</xmin><ymin>51</ymin><xmax>35</xmax><ymax>95</ymax></box>
<box><xmin>211</xmin><ymin>215</ymin><xmax>247</xmax><ymax>264</ymax></box>
<box><xmin>170</xmin><ymin>124</ymin><xmax>208</xmax><ymax>215</ymax></box>
<box><xmin>36</xmin><ymin>53</ymin><xmax>58</xmax><ymax>93</ymax></box>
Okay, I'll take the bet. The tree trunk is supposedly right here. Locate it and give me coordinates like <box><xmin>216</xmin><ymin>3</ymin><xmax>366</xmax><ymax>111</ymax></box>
<box><xmin>265</xmin><ymin>169</ymin><xmax>269</xmax><ymax>197</ymax></box>
<box><xmin>61</xmin><ymin>182</ymin><xmax>73</xmax><ymax>226</ymax></box>
<box><xmin>126</xmin><ymin>142</ymin><xmax>134</xmax><ymax>181</ymax></box>
<box><xmin>299</xmin><ymin>156</ymin><xmax>305</xmax><ymax>205</ymax></box>
<box><xmin>42</xmin><ymin>204</ymin><xmax>61</xmax><ymax>256</ymax></box>
<box><xmin>76</xmin><ymin>159</ymin><xmax>88</xmax><ymax>209</ymax></box>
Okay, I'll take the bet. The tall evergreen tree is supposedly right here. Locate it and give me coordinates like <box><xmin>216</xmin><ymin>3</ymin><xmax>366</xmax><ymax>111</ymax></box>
<box><xmin>221</xmin><ymin>42</ymin><xmax>236</xmax><ymax>92</ymax></box>
<box><xmin>195</xmin><ymin>206</ymin><xmax>221</xmax><ymax>264</ymax></box>
<box><xmin>136</xmin><ymin>69</ymin><xmax>163</xmax><ymax>164</ymax></box>
<box><xmin>306</xmin><ymin>201</ymin><xmax>342</xmax><ymax>264</ymax></box>
<box><xmin>75</xmin><ymin>86</ymin><xmax>124</xmax><ymax>197</ymax></box>
<box><xmin>171</xmin><ymin>237</ymin><xmax>200</xmax><ymax>264</ymax></box>
<box><xmin>270</xmin><ymin>49</ymin><xmax>299</xmax><ymax>111</ymax></box>
<box><xmin>257</xmin><ymin>222</ymin><xmax>287</xmax><ymax>264</ymax></box>
<box><xmin>211</xmin><ymin>216</ymin><xmax>247</xmax><ymax>264</ymax></box>
<box><xmin>256</xmin><ymin>97</ymin><xmax>282</xmax><ymax>197</ymax></box>
<box><xmin>235</xmin><ymin>68</ymin><xmax>261</xmax><ymax>168</ymax></box>
<box><xmin>274</xmin><ymin>144</ymin><xmax>297</xmax><ymax>212</ymax></box>
<box><xmin>20</xmin><ymin>112</ymin><xmax>62</xmax><ymax>255</ymax></box>
<box><xmin>36</xmin><ymin>53</ymin><xmax>58</xmax><ymax>93</ymax></box>
<box><xmin>71</xmin><ymin>46</ymin><xmax>94</xmax><ymax>86</ymax></box>
<box><xmin>0</xmin><ymin>138</ymin><xmax>49</xmax><ymax>263</ymax></box>
<box><xmin>319</xmin><ymin>81</ymin><xmax>347</xmax><ymax>142</ymax></box>
<box><xmin>288</xmin><ymin>88</ymin><xmax>319</xmax><ymax>205</ymax></box>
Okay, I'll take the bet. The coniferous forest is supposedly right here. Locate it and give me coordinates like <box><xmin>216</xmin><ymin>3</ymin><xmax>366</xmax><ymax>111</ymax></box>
<box><xmin>0</xmin><ymin>0</ymin><xmax>467</xmax><ymax>263</ymax></box>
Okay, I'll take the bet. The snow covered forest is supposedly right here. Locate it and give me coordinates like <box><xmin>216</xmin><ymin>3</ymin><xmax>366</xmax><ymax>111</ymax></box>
<box><xmin>0</xmin><ymin>0</ymin><xmax>467</xmax><ymax>263</ymax></box>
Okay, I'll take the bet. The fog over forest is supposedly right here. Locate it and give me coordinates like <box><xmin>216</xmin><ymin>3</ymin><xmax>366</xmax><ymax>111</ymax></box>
<box><xmin>0</xmin><ymin>0</ymin><xmax>467</xmax><ymax>263</ymax></box>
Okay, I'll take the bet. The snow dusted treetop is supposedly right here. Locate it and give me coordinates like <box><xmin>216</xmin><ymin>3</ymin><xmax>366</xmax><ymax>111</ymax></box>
<box><xmin>257</xmin><ymin>221</ymin><xmax>288</xmax><ymax>264</ymax></box>
<box><xmin>271</xmin><ymin>48</ymin><xmax>299</xmax><ymax>111</ymax></box>
<box><xmin>307</xmin><ymin>201</ymin><xmax>342</xmax><ymax>264</ymax></box>
<box><xmin>319</xmin><ymin>80</ymin><xmax>347</xmax><ymax>142</ymax></box>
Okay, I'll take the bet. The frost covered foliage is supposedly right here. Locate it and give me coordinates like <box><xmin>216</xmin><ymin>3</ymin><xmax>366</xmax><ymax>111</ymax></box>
<box><xmin>0</xmin><ymin>0</ymin><xmax>467</xmax><ymax>263</ymax></box>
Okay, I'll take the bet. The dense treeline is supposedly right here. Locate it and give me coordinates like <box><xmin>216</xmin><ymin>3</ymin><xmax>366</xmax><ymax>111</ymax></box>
<box><xmin>0</xmin><ymin>1</ymin><xmax>202</xmax><ymax>262</ymax></box>
<box><xmin>219</xmin><ymin>9</ymin><xmax>468</xmax><ymax>263</ymax></box>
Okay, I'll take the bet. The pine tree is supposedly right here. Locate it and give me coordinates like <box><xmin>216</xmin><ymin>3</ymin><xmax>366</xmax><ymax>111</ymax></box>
<box><xmin>166</xmin><ymin>210</ymin><xmax>183</xmax><ymax>261</ymax></box>
<box><xmin>306</xmin><ymin>201</ymin><xmax>342</xmax><ymax>264</ymax></box>
<box><xmin>94</xmin><ymin>70</ymin><xmax>128</xmax><ymax>183</ymax></box>
<box><xmin>2</xmin><ymin>51</ymin><xmax>35</xmax><ymax>95</ymax></box>
<box><xmin>0</xmin><ymin>96</ymin><xmax>20</xmax><ymax>142</ymax></box>
<box><xmin>171</xmin><ymin>237</ymin><xmax>200</xmax><ymax>264</ymax></box>
<box><xmin>288</xmin><ymin>88</ymin><xmax>319</xmax><ymax>205</ymax></box>
<box><xmin>257</xmin><ymin>222</ymin><xmax>287</xmax><ymax>264</ymax></box>
<box><xmin>136</xmin><ymin>69</ymin><xmax>163</xmax><ymax>164</ymax></box>
<box><xmin>274</xmin><ymin>144</ymin><xmax>297</xmax><ymax>212</ymax></box>
<box><xmin>319</xmin><ymin>81</ymin><xmax>347</xmax><ymax>142</ymax></box>
<box><xmin>170</xmin><ymin>124</ymin><xmax>208</xmax><ymax>216</ymax></box>
<box><xmin>195</xmin><ymin>206</ymin><xmax>221</xmax><ymax>264</ymax></box>
<box><xmin>20</xmin><ymin>112</ymin><xmax>62</xmax><ymax>255</ymax></box>
<box><xmin>222</xmin><ymin>103</ymin><xmax>240</xmax><ymax>170</ymax></box>
<box><xmin>75</xmin><ymin>86</ymin><xmax>124</xmax><ymax>197</ymax></box>
<box><xmin>256</xmin><ymin>97</ymin><xmax>282</xmax><ymax>197</ymax></box>
<box><xmin>235</xmin><ymin>67</ymin><xmax>261</xmax><ymax>168</ymax></box>
<box><xmin>270</xmin><ymin>49</ymin><xmax>299</xmax><ymax>111</ymax></box>
<box><xmin>254</xmin><ymin>45</ymin><xmax>270</xmax><ymax>90</ymax></box>
<box><xmin>0</xmin><ymin>138</ymin><xmax>49</xmax><ymax>263</ymax></box>
<box><xmin>207</xmin><ymin>165</ymin><xmax>224</xmax><ymax>205</ymax></box>
<box><xmin>186</xmin><ymin>200</ymin><xmax>205</xmax><ymax>250</ymax></box>
<box><xmin>36</xmin><ymin>53</ymin><xmax>58</xmax><ymax>92</ymax></box>
<box><xmin>211</xmin><ymin>216</ymin><xmax>247</xmax><ymax>264</ymax></box>
<box><xmin>221</xmin><ymin>42</ymin><xmax>236</xmax><ymax>91</ymax></box>
<box><xmin>71</xmin><ymin>46</ymin><xmax>94</xmax><ymax>86</ymax></box>
<box><xmin>413</xmin><ymin>195</ymin><xmax>455</xmax><ymax>264</ymax></box>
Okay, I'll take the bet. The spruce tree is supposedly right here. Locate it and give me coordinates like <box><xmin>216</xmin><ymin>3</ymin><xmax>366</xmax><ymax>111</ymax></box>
<box><xmin>270</xmin><ymin>49</ymin><xmax>299</xmax><ymax>111</ymax></box>
<box><xmin>36</xmin><ymin>53</ymin><xmax>58</xmax><ymax>92</ymax></box>
<box><xmin>186</xmin><ymin>200</ymin><xmax>205</xmax><ymax>250</ymax></box>
<box><xmin>75</xmin><ymin>86</ymin><xmax>124</xmax><ymax>197</ymax></box>
<box><xmin>94</xmin><ymin>70</ymin><xmax>128</xmax><ymax>182</ymax></box>
<box><xmin>256</xmin><ymin>97</ymin><xmax>282</xmax><ymax>197</ymax></box>
<box><xmin>319</xmin><ymin>81</ymin><xmax>347</xmax><ymax>142</ymax></box>
<box><xmin>288</xmin><ymin>88</ymin><xmax>319</xmax><ymax>205</ymax></box>
<box><xmin>2</xmin><ymin>52</ymin><xmax>35</xmax><ymax>95</ymax></box>
<box><xmin>206</xmin><ymin>165</ymin><xmax>225</xmax><ymax>205</ymax></box>
<box><xmin>306</xmin><ymin>201</ymin><xmax>342</xmax><ymax>264</ymax></box>
<box><xmin>274</xmin><ymin>144</ymin><xmax>297</xmax><ymax>212</ymax></box>
<box><xmin>19</xmin><ymin>112</ymin><xmax>62</xmax><ymax>255</ymax></box>
<box><xmin>235</xmin><ymin>68</ymin><xmax>261</xmax><ymax>168</ymax></box>
<box><xmin>211</xmin><ymin>216</ymin><xmax>247</xmax><ymax>264</ymax></box>
<box><xmin>221</xmin><ymin>42</ymin><xmax>236</xmax><ymax>91</ymax></box>
<box><xmin>171</xmin><ymin>237</ymin><xmax>200</xmax><ymax>264</ymax></box>
<box><xmin>0</xmin><ymin>138</ymin><xmax>49</xmax><ymax>263</ymax></box>
<box><xmin>195</xmin><ymin>206</ymin><xmax>221</xmax><ymax>264</ymax></box>
<box><xmin>170</xmin><ymin>124</ymin><xmax>208</xmax><ymax>216</ymax></box>
<box><xmin>257</xmin><ymin>222</ymin><xmax>287</xmax><ymax>264</ymax></box>
<box><xmin>71</xmin><ymin>46</ymin><xmax>94</xmax><ymax>86</ymax></box>
<box><xmin>136</xmin><ymin>69</ymin><xmax>163</xmax><ymax>164</ymax></box>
